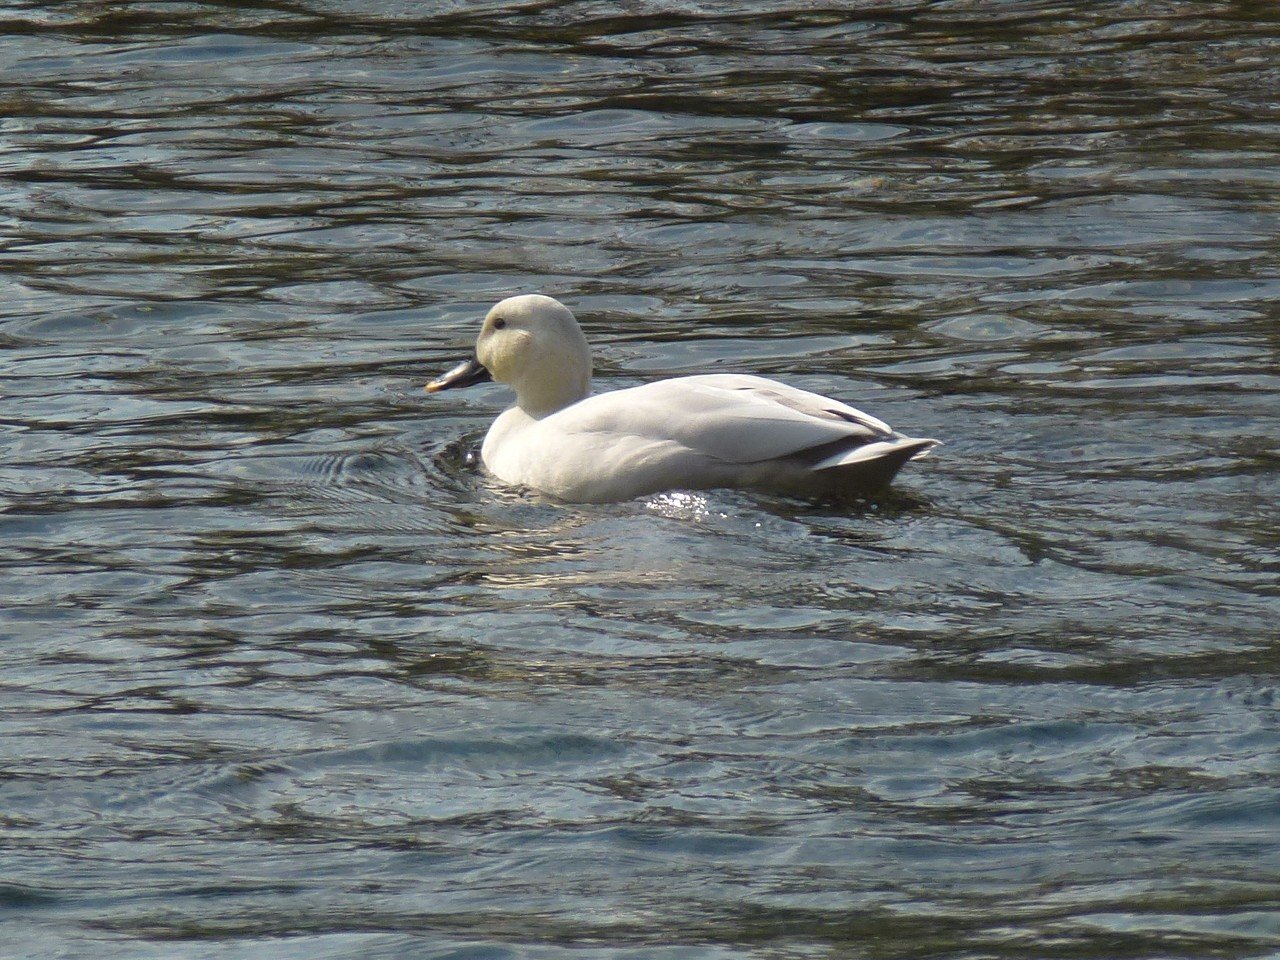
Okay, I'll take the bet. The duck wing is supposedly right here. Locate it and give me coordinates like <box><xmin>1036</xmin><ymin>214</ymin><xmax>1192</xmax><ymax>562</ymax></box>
<box><xmin>565</xmin><ymin>374</ymin><xmax>898</xmax><ymax>466</ymax></box>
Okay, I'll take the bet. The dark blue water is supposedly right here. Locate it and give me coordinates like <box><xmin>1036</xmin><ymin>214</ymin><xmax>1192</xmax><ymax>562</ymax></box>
<box><xmin>2</xmin><ymin>3</ymin><xmax>1278</xmax><ymax>958</ymax></box>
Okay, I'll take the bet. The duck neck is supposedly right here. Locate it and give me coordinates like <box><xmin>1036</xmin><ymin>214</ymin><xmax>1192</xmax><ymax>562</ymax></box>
<box><xmin>514</xmin><ymin>368</ymin><xmax>591</xmax><ymax>419</ymax></box>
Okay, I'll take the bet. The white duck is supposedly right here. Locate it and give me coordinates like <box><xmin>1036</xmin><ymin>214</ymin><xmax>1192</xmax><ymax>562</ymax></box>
<box><xmin>427</xmin><ymin>294</ymin><xmax>937</xmax><ymax>503</ymax></box>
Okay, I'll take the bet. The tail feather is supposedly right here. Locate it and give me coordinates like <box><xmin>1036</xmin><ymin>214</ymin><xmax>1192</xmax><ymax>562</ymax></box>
<box><xmin>812</xmin><ymin>436</ymin><xmax>939</xmax><ymax>472</ymax></box>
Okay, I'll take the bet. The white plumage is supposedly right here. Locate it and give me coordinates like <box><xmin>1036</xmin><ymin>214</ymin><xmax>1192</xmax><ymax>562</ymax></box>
<box><xmin>428</xmin><ymin>295</ymin><xmax>937</xmax><ymax>503</ymax></box>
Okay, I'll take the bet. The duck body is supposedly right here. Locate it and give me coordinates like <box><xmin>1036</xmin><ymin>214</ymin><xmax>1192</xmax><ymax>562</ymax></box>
<box><xmin>428</xmin><ymin>295</ymin><xmax>937</xmax><ymax>504</ymax></box>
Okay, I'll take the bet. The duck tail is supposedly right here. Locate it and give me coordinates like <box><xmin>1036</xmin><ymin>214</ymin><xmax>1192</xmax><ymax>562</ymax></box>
<box><xmin>813</xmin><ymin>436</ymin><xmax>938</xmax><ymax>471</ymax></box>
<box><xmin>810</xmin><ymin>436</ymin><xmax>939</xmax><ymax>491</ymax></box>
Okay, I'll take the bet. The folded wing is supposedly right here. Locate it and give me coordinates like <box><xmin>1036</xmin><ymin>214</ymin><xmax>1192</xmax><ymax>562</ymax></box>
<box><xmin>563</xmin><ymin>374</ymin><xmax>901</xmax><ymax>466</ymax></box>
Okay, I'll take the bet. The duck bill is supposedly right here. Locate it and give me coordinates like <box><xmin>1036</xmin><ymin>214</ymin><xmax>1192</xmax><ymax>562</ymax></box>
<box><xmin>426</xmin><ymin>354</ymin><xmax>492</xmax><ymax>393</ymax></box>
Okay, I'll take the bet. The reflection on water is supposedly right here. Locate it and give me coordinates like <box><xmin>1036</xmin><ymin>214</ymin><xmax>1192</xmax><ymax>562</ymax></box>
<box><xmin>2</xmin><ymin>2</ymin><xmax>1278</xmax><ymax>958</ymax></box>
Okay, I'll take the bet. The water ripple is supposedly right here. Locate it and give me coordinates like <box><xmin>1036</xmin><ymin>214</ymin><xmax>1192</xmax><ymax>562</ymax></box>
<box><xmin>1</xmin><ymin>3</ymin><xmax>1278</xmax><ymax>959</ymax></box>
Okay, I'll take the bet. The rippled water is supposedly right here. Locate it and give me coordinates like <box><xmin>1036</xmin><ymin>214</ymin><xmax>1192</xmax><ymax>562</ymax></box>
<box><xmin>3</xmin><ymin>3</ymin><xmax>1279</xmax><ymax>958</ymax></box>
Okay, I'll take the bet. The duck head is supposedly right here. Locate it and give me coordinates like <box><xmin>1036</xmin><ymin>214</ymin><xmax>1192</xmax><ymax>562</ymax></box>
<box><xmin>427</xmin><ymin>294</ymin><xmax>592</xmax><ymax>417</ymax></box>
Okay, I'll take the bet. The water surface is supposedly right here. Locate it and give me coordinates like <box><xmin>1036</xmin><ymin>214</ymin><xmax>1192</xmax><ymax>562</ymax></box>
<box><xmin>2</xmin><ymin>2</ymin><xmax>1279</xmax><ymax>958</ymax></box>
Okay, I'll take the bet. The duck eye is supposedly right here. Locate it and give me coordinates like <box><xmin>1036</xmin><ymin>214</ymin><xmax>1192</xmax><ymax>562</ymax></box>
<box><xmin>492</xmin><ymin>317</ymin><xmax>506</xmax><ymax>330</ymax></box>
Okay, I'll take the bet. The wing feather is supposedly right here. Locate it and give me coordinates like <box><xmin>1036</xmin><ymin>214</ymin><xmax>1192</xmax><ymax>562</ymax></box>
<box><xmin>552</xmin><ymin>374</ymin><xmax>894</xmax><ymax>466</ymax></box>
